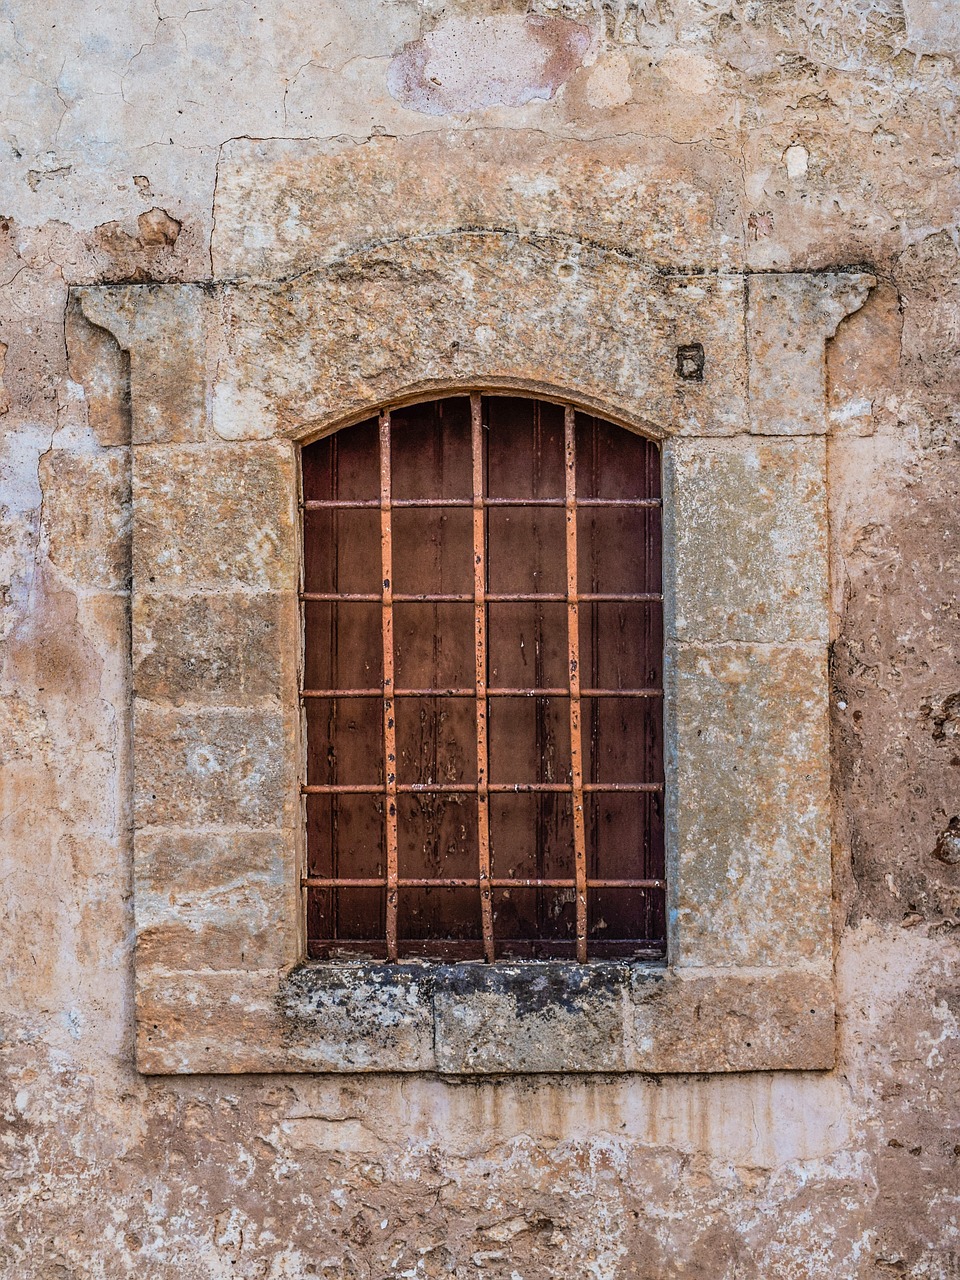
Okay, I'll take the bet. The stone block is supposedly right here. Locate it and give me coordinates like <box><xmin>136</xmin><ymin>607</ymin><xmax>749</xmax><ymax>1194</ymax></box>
<box><xmin>76</xmin><ymin>285</ymin><xmax>210</xmax><ymax>444</ymax></box>
<box><xmin>136</xmin><ymin>970</ymin><xmax>291</xmax><ymax>1074</ymax></box>
<box><xmin>663</xmin><ymin>273</ymin><xmax>748</xmax><ymax>437</ymax></box>
<box><xmin>664</xmin><ymin>436</ymin><xmax>827</xmax><ymax>643</ymax></box>
<box><xmin>628</xmin><ymin>969</ymin><xmax>835</xmax><ymax>1072</ymax></box>
<box><xmin>65</xmin><ymin>295</ymin><xmax>131</xmax><ymax>447</ymax></box>
<box><xmin>433</xmin><ymin>963</ymin><xmax>629</xmax><ymax>1073</ymax></box>
<box><xmin>135</xmin><ymin>829</ymin><xmax>297</xmax><ymax>970</ymax></box>
<box><xmin>667</xmin><ymin>641</ymin><xmax>831</xmax><ymax>969</ymax></box>
<box><xmin>132</xmin><ymin>442</ymin><xmax>296</xmax><ymax>592</ymax></box>
<box><xmin>747</xmin><ymin>273</ymin><xmax>874</xmax><ymax>434</ymax></box>
<box><xmin>280</xmin><ymin>965</ymin><xmax>436</xmax><ymax>1072</ymax></box>
<box><xmin>136</xmin><ymin>880</ymin><xmax>292</xmax><ymax>971</ymax></box>
<box><xmin>134</xmin><ymin>705</ymin><xmax>290</xmax><ymax>829</ymax></box>
<box><xmin>133</xmin><ymin>590</ymin><xmax>292</xmax><ymax>706</ymax></box>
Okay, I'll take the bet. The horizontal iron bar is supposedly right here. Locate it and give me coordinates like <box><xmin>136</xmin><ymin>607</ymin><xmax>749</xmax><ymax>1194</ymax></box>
<box><xmin>303</xmin><ymin>499</ymin><xmax>664</xmax><ymax>509</ymax></box>
<box><xmin>302</xmin><ymin>498</ymin><xmax>662</xmax><ymax>509</ymax></box>
<box><xmin>301</xmin><ymin>592</ymin><xmax>663</xmax><ymax>603</ymax></box>
<box><xmin>302</xmin><ymin>782</ymin><xmax>664</xmax><ymax>794</ymax></box>
<box><xmin>302</xmin><ymin>877</ymin><xmax>667</xmax><ymax>889</ymax></box>
<box><xmin>301</xmin><ymin>687</ymin><xmax>664</xmax><ymax>699</ymax></box>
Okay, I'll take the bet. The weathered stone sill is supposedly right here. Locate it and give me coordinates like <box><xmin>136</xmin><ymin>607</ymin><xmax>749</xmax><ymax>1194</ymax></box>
<box><xmin>136</xmin><ymin>962</ymin><xmax>834</xmax><ymax>1076</ymax></box>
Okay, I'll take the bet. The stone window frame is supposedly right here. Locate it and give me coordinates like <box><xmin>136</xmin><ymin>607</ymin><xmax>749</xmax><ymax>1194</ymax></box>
<box><xmin>73</xmin><ymin>133</ymin><xmax>873</xmax><ymax>1076</ymax></box>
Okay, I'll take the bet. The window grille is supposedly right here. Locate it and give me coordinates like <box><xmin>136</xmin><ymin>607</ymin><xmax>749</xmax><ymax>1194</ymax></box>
<box><xmin>301</xmin><ymin>394</ymin><xmax>665</xmax><ymax>962</ymax></box>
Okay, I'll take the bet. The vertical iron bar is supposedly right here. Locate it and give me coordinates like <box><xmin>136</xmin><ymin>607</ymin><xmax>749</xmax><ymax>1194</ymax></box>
<box><xmin>533</xmin><ymin>400</ymin><xmax>546</xmax><ymax>941</ymax></box>
<box><xmin>380</xmin><ymin>410</ymin><xmax>399</xmax><ymax>961</ymax></box>
<box><xmin>331</xmin><ymin>436</ymin><xmax>341</xmax><ymax>942</ymax></box>
<box><xmin>472</xmin><ymin>394</ymin><xmax>495</xmax><ymax>962</ymax></box>
<box><xmin>565</xmin><ymin>405</ymin><xmax>588</xmax><ymax>962</ymax></box>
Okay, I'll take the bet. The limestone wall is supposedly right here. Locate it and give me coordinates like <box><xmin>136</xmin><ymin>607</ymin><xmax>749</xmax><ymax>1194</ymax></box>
<box><xmin>1</xmin><ymin>1</ymin><xmax>958</xmax><ymax>1276</ymax></box>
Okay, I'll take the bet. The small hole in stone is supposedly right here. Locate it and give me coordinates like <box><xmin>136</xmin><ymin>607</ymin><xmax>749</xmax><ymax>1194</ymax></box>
<box><xmin>676</xmin><ymin>343</ymin><xmax>705</xmax><ymax>381</ymax></box>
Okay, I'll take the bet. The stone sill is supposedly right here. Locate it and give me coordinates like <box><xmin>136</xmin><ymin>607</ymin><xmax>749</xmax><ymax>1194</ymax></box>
<box><xmin>286</xmin><ymin>960</ymin><xmax>665</xmax><ymax>1075</ymax></box>
<box><xmin>136</xmin><ymin>962</ymin><xmax>835</xmax><ymax>1076</ymax></box>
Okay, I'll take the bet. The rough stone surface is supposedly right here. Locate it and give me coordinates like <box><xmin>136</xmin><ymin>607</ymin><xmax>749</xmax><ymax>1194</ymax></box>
<box><xmin>2</xmin><ymin>0</ymin><xmax>959</xmax><ymax>1274</ymax></box>
<box><xmin>281</xmin><ymin>965</ymin><xmax>438</xmax><ymax>1073</ymax></box>
<box><xmin>434</xmin><ymin>962</ymin><xmax>632</xmax><ymax>1073</ymax></box>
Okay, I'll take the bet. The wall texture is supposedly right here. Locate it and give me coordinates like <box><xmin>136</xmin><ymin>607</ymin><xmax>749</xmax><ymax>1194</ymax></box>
<box><xmin>1</xmin><ymin>1</ymin><xmax>959</xmax><ymax>1276</ymax></box>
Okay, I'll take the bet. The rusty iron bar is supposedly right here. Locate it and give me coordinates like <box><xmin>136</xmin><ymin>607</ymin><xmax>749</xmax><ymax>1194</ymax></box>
<box><xmin>301</xmin><ymin>592</ymin><xmax>662</xmax><ymax>603</ymax></box>
<box><xmin>302</xmin><ymin>687</ymin><xmax>475</xmax><ymax>698</ymax></box>
<box><xmin>302</xmin><ymin>497</ymin><xmax>662</xmax><ymax>509</ymax></box>
<box><xmin>472</xmin><ymin>393</ymin><xmax>495</xmax><ymax>962</ymax></box>
<box><xmin>301</xmin><ymin>686</ymin><xmax>663</xmax><ymax>699</ymax></box>
<box><xmin>302</xmin><ymin>782</ymin><xmax>663</xmax><ymax>794</ymax></box>
<box><xmin>379</xmin><ymin>409</ymin><xmax>400</xmax><ymax>961</ymax></box>
<box><xmin>302</xmin><ymin>877</ymin><xmax>666</xmax><ymax>888</ymax></box>
<box><xmin>564</xmin><ymin>405</ymin><xmax>589</xmax><ymax>962</ymax></box>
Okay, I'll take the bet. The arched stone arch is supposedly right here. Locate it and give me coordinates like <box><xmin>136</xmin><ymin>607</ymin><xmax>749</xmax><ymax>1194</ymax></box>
<box><xmin>294</xmin><ymin>379</ymin><xmax>664</xmax><ymax>449</ymax></box>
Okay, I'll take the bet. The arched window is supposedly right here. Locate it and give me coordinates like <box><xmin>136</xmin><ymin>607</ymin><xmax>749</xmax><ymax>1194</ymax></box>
<box><xmin>301</xmin><ymin>393</ymin><xmax>665</xmax><ymax>963</ymax></box>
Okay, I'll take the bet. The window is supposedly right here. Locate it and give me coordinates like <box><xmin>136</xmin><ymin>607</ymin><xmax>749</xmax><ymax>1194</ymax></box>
<box><xmin>79</xmin><ymin>137</ymin><xmax>862</xmax><ymax>1070</ymax></box>
<box><xmin>301</xmin><ymin>394</ymin><xmax>665</xmax><ymax>962</ymax></box>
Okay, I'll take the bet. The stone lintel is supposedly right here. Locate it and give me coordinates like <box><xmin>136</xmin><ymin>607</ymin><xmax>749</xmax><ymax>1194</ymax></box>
<box><xmin>72</xmin><ymin>267</ymin><xmax>874</xmax><ymax>447</ymax></box>
<box><xmin>217</xmin><ymin>247</ymin><xmax>749</xmax><ymax>440</ymax></box>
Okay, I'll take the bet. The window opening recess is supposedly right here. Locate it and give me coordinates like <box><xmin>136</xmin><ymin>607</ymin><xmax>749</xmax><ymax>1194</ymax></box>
<box><xmin>300</xmin><ymin>393</ymin><xmax>665</xmax><ymax>963</ymax></box>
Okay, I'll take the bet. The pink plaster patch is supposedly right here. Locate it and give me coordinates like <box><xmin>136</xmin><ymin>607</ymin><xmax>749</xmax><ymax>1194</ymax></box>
<box><xmin>387</xmin><ymin>15</ymin><xmax>592</xmax><ymax>116</ymax></box>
